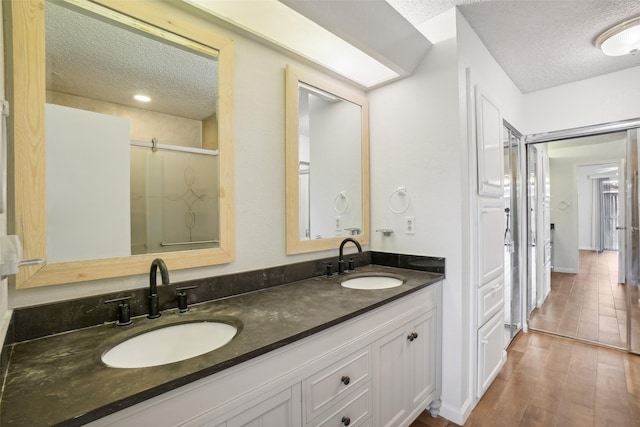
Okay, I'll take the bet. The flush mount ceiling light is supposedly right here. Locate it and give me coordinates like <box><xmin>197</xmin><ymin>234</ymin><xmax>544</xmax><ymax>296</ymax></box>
<box><xmin>595</xmin><ymin>15</ymin><xmax>640</xmax><ymax>56</ymax></box>
<box><xmin>183</xmin><ymin>0</ymin><xmax>399</xmax><ymax>88</ymax></box>
<box><xmin>134</xmin><ymin>94</ymin><xmax>151</xmax><ymax>102</ymax></box>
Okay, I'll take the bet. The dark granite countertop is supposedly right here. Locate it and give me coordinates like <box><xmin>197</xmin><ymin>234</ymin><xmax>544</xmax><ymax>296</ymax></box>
<box><xmin>0</xmin><ymin>265</ymin><xmax>443</xmax><ymax>426</ymax></box>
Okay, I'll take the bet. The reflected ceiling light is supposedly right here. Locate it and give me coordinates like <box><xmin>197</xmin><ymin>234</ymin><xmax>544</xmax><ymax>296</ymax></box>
<box><xmin>183</xmin><ymin>0</ymin><xmax>399</xmax><ymax>88</ymax></box>
<box><xmin>134</xmin><ymin>94</ymin><xmax>151</xmax><ymax>102</ymax></box>
<box><xmin>595</xmin><ymin>16</ymin><xmax>640</xmax><ymax>56</ymax></box>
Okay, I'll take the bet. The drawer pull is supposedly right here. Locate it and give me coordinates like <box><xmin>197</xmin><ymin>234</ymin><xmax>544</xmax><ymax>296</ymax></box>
<box><xmin>407</xmin><ymin>332</ymin><xmax>418</xmax><ymax>341</ymax></box>
<box><xmin>342</xmin><ymin>416</ymin><xmax>351</xmax><ymax>426</ymax></box>
<box><xmin>341</xmin><ymin>375</ymin><xmax>351</xmax><ymax>385</ymax></box>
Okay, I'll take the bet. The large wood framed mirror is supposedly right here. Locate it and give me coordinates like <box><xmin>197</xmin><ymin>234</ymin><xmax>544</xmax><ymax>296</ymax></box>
<box><xmin>285</xmin><ymin>65</ymin><xmax>370</xmax><ymax>254</ymax></box>
<box><xmin>6</xmin><ymin>0</ymin><xmax>235</xmax><ymax>288</ymax></box>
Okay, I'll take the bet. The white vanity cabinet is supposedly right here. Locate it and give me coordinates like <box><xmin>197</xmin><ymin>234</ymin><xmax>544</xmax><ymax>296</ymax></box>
<box><xmin>224</xmin><ymin>386</ymin><xmax>302</xmax><ymax>427</ymax></box>
<box><xmin>87</xmin><ymin>282</ymin><xmax>441</xmax><ymax>427</ymax></box>
<box><xmin>302</xmin><ymin>347</ymin><xmax>371</xmax><ymax>425</ymax></box>
<box><xmin>373</xmin><ymin>308</ymin><xmax>438</xmax><ymax>427</ymax></box>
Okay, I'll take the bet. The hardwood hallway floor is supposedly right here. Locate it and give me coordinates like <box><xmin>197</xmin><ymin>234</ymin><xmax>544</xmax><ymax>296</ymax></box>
<box><xmin>410</xmin><ymin>330</ymin><xmax>640</xmax><ymax>426</ymax></box>
<box><xmin>529</xmin><ymin>250</ymin><xmax>627</xmax><ymax>348</ymax></box>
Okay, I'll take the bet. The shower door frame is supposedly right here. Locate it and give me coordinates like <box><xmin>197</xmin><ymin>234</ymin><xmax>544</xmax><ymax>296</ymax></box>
<box><xmin>503</xmin><ymin>121</ymin><xmax>525</xmax><ymax>345</ymax></box>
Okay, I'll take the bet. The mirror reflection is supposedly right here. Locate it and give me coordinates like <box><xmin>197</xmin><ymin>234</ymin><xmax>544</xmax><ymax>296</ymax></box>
<box><xmin>297</xmin><ymin>83</ymin><xmax>363</xmax><ymax>240</ymax></box>
<box><xmin>45</xmin><ymin>1</ymin><xmax>220</xmax><ymax>261</ymax></box>
<box><xmin>286</xmin><ymin>65</ymin><xmax>370</xmax><ymax>254</ymax></box>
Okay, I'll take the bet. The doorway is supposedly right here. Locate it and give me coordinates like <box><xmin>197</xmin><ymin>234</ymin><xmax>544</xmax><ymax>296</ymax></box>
<box><xmin>526</xmin><ymin>125</ymin><xmax>637</xmax><ymax>351</ymax></box>
<box><xmin>503</xmin><ymin>122</ymin><xmax>523</xmax><ymax>347</ymax></box>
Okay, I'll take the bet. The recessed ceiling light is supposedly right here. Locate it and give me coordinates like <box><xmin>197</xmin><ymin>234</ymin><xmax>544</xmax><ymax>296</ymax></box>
<box><xmin>596</xmin><ymin>16</ymin><xmax>640</xmax><ymax>56</ymax></box>
<box><xmin>134</xmin><ymin>94</ymin><xmax>151</xmax><ymax>102</ymax></box>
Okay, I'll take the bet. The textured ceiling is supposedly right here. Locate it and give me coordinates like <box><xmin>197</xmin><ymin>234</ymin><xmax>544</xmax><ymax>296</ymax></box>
<box><xmin>389</xmin><ymin>0</ymin><xmax>640</xmax><ymax>93</ymax></box>
<box><xmin>46</xmin><ymin>0</ymin><xmax>640</xmax><ymax>113</ymax></box>
<box><xmin>46</xmin><ymin>2</ymin><xmax>218</xmax><ymax>121</ymax></box>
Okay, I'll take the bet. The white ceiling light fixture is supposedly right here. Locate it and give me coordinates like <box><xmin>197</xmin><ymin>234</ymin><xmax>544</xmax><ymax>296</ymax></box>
<box><xmin>134</xmin><ymin>94</ymin><xmax>151</xmax><ymax>102</ymax></box>
<box><xmin>595</xmin><ymin>15</ymin><xmax>640</xmax><ymax>56</ymax></box>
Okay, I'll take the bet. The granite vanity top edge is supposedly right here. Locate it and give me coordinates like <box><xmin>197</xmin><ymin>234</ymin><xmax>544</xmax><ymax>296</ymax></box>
<box><xmin>3</xmin><ymin>266</ymin><xmax>444</xmax><ymax>427</ymax></box>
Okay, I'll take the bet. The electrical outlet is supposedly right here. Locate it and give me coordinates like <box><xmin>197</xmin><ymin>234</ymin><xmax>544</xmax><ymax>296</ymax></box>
<box><xmin>335</xmin><ymin>216</ymin><xmax>342</xmax><ymax>230</ymax></box>
<box><xmin>405</xmin><ymin>216</ymin><xmax>415</xmax><ymax>234</ymax></box>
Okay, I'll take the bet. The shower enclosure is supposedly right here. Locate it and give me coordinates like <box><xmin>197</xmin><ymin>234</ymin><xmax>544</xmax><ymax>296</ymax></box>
<box><xmin>130</xmin><ymin>141</ymin><xmax>220</xmax><ymax>255</ymax></box>
<box><xmin>503</xmin><ymin>122</ymin><xmax>523</xmax><ymax>346</ymax></box>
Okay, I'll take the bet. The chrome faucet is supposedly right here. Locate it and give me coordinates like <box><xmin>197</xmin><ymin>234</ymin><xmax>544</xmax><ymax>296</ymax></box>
<box><xmin>338</xmin><ymin>238</ymin><xmax>362</xmax><ymax>274</ymax></box>
<box><xmin>148</xmin><ymin>258</ymin><xmax>170</xmax><ymax>319</ymax></box>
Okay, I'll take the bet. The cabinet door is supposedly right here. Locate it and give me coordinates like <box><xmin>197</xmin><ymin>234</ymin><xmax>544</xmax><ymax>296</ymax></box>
<box><xmin>374</xmin><ymin>323</ymin><xmax>409</xmax><ymax>427</ymax></box>
<box><xmin>478</xmin><ymin>197</ymin><xmax>505</xmax><ymax>285</ymax></box>
<box><xmin>477</xmin><ymin>311</ymin><xmax>505</xmax><ymax>398</ymax></box>
<box><xmin>226</xmin><ymin>386</ymin><xmax>302</xmax><ymax>427</ymax></box>
<box><xmin>475</xmin><ymin>86</ymin><xmax>503</xmax><ymax>197</ymax></box>
<box><xmin>407</xmin><ymin>309</ymin><xmax>437</xmax><ymax>409</ymax></box>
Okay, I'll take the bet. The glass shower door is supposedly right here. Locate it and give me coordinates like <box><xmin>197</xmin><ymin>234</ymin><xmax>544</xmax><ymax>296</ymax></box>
<box><xmin>503</xmin><ymin>123</ymin><xmax>522</xmax><ymax>346</ymax></box>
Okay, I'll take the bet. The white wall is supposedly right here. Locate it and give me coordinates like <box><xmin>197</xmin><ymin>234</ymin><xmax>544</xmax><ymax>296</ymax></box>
<box><xmin>525</xmin><ymin>65</ymin><xmax>640</xmax><ymax>135</ymax></box>
<box><xmin>309</xmin><ymin>97</ymin><xmax>362</xmax><ymax>238</ymax></box>
<box><xmin>369</xmin><ymin>30</ymin><xmax>464</xmax><ymax>421</ymax></box>
<box><xmin>8</xmin><ymin>18</ymin><xmax>367</xmax><ymax>308</ymax></box>
<box><xmin>369</xmin><ymin>8</ymin><xmax>525</xmax><ymax>425</ymax></box>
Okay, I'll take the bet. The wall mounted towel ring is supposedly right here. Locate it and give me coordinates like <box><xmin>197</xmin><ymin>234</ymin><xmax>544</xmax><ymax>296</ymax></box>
<box><xmin>334</xmin><ymin>191</ymin><xmax>350</xmax><ymax>214</ymax></box>
<box><xmin>389</xmin><ymin>187</ymin><xmax>410</xmax><ymax>214</ymax></box>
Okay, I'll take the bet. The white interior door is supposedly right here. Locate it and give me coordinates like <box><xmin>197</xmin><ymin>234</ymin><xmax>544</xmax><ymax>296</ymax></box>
<box><xmin>535</xmin><ymin>146</ymin><xmax>551</xmax><ymax>307</ymax></box>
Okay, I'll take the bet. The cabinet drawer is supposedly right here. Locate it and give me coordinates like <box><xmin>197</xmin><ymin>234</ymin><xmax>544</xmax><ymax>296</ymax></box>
<box><xmin>304</xmin><ymin>348</ymin><xmax>370</xmax><ymax>421</ymax></box>
<box><xmin>477</xmin><ymin>278</ymin><xmax>503</xmax><ymax>326</ymax></box>
<box><xmin>310</xmin><ymin>383</ymin><xmax>371</xmax><ymax>427</ymax></box>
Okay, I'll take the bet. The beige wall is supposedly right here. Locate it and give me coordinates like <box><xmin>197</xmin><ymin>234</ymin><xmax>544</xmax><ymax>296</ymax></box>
<box><xmin>47</xmin><ymin>91</ymin><xmax>206</xmax><ymax>148</ymax></box>
<box><xmin>202</xmin><ymin>113</ymin><xmax>218</xmax><ymax>150</ymax></box>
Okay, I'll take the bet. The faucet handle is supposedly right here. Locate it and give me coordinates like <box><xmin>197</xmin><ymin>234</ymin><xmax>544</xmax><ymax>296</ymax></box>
<box><xmin>104</xmin><ymin>296</ymin><xmax>133</xmax><ymax>327</ymax></box>
<box><xmin>176</xmin><ymin>285</ymin><xmax>198</xmax><ymax>313</ymax></box>
<box><xmin>347</xmin><ymin>257</ymin><xmax>355</xmax><ymax>272</ymax></box>
<box><xmin>322</xmin><ymin>262</ymin><xmax>334</xmax><ymax>277</ymax></box>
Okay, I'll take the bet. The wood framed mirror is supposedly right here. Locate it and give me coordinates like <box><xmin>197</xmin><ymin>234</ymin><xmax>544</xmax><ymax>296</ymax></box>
<box><xmin>285</xmin><ymin>65</ymin><xmax>370</xmax><ymax>254</ymax></box>
<box><xmin>6</xmin><ymin>0</ymin><xmax>235</xmax><ymax>288</ymax></box>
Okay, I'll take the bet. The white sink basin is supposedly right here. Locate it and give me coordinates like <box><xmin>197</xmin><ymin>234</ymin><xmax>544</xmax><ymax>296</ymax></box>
<box><xmin>341</xmin><ymin>275</ymin><xmax>404</xmax><ymax>290</ymax></box>
<box><xmin>102</xmin><ymin>321</ymin><xmax>238</xmax><ymax>368</ymax></box>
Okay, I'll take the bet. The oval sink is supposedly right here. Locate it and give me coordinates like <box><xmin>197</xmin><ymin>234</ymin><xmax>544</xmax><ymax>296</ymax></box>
<box><xmin>341</xmin><ymin>275</ymin><xmax>404</xmax><ymax>290</ymax></box>
<box><xmin>102</xmin><ymin>321</ymin><xmax>238</xmax><ymax>368</ymax></box>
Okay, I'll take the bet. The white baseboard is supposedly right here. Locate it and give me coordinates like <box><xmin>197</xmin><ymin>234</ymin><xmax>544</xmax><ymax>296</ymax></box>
<box><xmin>551</xmin><ymin>267</ymin><xmax>578</xmax><ymax>274</ymax></box>
<box><xmin>439</xmin><ymin>396</ymin><xmax>472</xmax><ymax>425</ymax></box>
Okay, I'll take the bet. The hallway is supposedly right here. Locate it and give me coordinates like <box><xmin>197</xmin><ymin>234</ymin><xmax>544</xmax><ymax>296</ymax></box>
<box><xmin>411</xmin><ymin>331</ymin><xmax>640</xmax><ymax>426</ymax></box>
<box><xmin>529</xmin><ymin>250</ymin><xmax>626</xmax><ymax>348</ymax></box>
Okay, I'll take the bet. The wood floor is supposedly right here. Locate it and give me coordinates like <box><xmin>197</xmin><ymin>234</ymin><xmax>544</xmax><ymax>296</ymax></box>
<box><xmin>529</xmin><ymin>250</ymin><xmax>627</xmax><ymax>348</ymax></box>
<box><xmin>410</xmin><ymin>330</ymin><xmax>640</xmax><ymax>426</ymax></box>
